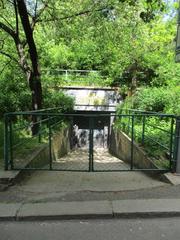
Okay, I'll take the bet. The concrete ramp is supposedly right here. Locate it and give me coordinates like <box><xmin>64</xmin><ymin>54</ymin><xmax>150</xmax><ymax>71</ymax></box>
<box><xmin>18</xmin><ymin>170</ymin><xmax>167</xmax><ymax>194</ymax></box>
<box><xmin>53</xmin><ymin>148</ymin><xmax>129</xmax><ymax>171</ymax></box>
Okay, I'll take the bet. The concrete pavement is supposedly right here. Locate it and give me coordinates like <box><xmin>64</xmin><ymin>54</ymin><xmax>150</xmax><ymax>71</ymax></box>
<box><xmin>14</xmin><ymin>171</ymin><xmax>167</xmax><ymax>193</ymax></box>
<box><xmin>1</xmin><ymin>218</ymin><xmax>180</xmax><ymax>240</ymax></box>
<box><xmin>0</xmin><ymin>169</ymin><xmax>180</xmax><ymax>221</ymax></box>
<box><xmin>1</xmin><ymin>199</ymin><xmax>180</xmax><ymax>221</ymax></box>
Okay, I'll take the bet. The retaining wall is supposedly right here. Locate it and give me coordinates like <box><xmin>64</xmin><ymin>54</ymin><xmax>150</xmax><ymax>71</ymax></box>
<box><xmin>52</xmin><ymin>127</ymin><xmax>71</xmax><ymax>160</ymax></box>
<box><xmin>26</xmin><ymin>127</ymin><xmax>70</xmax><ymax>168</ymax></box>
<box><xmin>109</xmin><ymin>128</ymin><xmax>157</xmax><ymax>170</ymax></box>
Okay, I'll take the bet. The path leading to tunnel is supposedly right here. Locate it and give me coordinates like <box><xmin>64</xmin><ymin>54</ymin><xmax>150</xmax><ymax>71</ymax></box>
<box><xmin>53</xmin><ymin>148</ymin><xmax>129</xmax><ymax>171</ymax></box>
<box><xmin>0</xmin><ymin>169</ymin><xmax>168</xmax><ymax>204</ymax></box>
<box><xmin>0</xmin><ymin>148</ymin><xmax>170</xmax><ymax>204</ymax></box>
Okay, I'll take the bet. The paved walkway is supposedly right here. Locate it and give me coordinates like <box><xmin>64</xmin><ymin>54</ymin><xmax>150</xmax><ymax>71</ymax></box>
<box><xmin>1</xmin><ymin>147</ymin><xmax>180</xmax><ymax>220</ymax></box>
<box><xmin>53</xmin><ymin>148</ymin><xmax>129</xmax><ymax>171</ymax></box>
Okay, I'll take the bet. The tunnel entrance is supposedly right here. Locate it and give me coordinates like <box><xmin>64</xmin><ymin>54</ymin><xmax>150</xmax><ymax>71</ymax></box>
<box><xmin>53</xmin><ymin>112</ymin><xmax>128</xmax><ymax>172</ymax></box>
<box><xmin>4</xmin><ymin>108</ymin><xmax>175</xmax><ymax>173</ymax></box>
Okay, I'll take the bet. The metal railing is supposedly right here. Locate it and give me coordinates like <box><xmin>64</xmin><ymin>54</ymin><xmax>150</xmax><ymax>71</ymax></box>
<box><xmin>42</xmin><ymin>69</ymin><xmax>110</xmax><ymax>87</ymax></box>
<box><xmin>3</xmin><ymin>109</ymin><xmax>179</xmax><ymax>172</ymax></box>
<box><xmin>116</xmin><ymin>108</ymin><xmax>178</xmax><ymax>171</ymax></box>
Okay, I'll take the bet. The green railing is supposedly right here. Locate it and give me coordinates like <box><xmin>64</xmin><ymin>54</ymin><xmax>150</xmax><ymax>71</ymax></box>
<box><xmin>3</xmin><ymin>109</ymin><xmax>179</xmax><ymax>172</ymax></box>
<box><xmin>4</xmin><ymin>108</ymin><xmax>67</xmax><ymax>171</ymax></box>
<box><xmin>115</xmin><ymin>108</ymin><xmax>177</xmax><ymax>171</ymax></box>
<box><xmin>42</xmin><ymin>69</ymin><xmax>111</xmax><ymax>87</ymax></box>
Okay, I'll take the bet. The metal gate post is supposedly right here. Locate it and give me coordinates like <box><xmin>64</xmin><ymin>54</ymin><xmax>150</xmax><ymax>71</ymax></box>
<box><xmin>89</xmin><ymin>117</ymin><xmax>94</xmax><ymax>172</ymax></box>
<box><xmin>142</xmin><ymin>115</ymin><xmax>146</xmax><ymax>145</ymax></box>
<box><xmin>9</xmin><ymin>118</ymin><xmax>14</xmax><ymax>170</ymax></box>
<box><xmin>175</xmin><ymin>117</ymin><xmax>180</xmax><ymax>173</ymax></box>
<box><xmin>131</xmin><ymin>115</ymin><xmax>134</xmax><ymax>170</ymax></box>
<box><xmin>48</xmin><ymin>116</ymin><xmax>52</xmax><ymax>170</ymax></box>
<box><xmin>169</xmin><ymin>118</ymin><xmax>174</xmax><ymax>171</ymax></box>
<box><xmin>4</xmin><ymin>114</ymin><xmax>9</xmax><ymax>170</ymax></box>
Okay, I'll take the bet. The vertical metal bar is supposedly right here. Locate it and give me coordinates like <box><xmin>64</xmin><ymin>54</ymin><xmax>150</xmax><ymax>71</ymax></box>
<box><xmin>89</xmin><ymin>129</ymin><xmax>93</xmax><ymax>172</ymax></box>
<box><xmin>174</xmin><ymin>117</ymin><xmax>180</xmax><ymax>173</ymax></box>
<box><xmin>128</xmin><ymin>110</ymin><xmax>131</xmax><ymax>134</ymax></box>
<box><xmin>103</xmin><ymin>128</ymin><xmax>105</xmax><ymax>148</ymax></box>
<box><xmin>89</xmin><ymin>117</ymin><xmax>94</xmax><ymax>172</ymax></box>
<box><xmin>48</xmin><ymin>116</ymin><xmax>52</xmax><ymax>170</ymax></box>
<box><xmin>65</xmin><ymin>70</ymin><xmax>68</xmax><ymax>81</ymax></box>
<box><xmin>92</xmin><ymin>118</ymin><xmax>94</xmax><ymax>171</ymax></box>
<box><xmin>4</xmin><ymin>114</ymin><xmax>9</xmax><ymax>170</ymax></box>
<box><xmin>169</xmin><ymin>118</ymin><xmax>174</xmax><ymax>171</ymax></box>
<box><xmin>38</xmin><ymin>116</ymin><xmax>42</xmax><ymax>143</ymax></box>
<box><xmin>107</xmin><ymin>121</ymin><xmax>110</xmax><ymax>148</ymax></box>
<box><xmin>9</xmin><ymin>119</ymin><xmax>14</xmax><ymax>170</ymax></box>
<box><xmin>88</xmin><ymin>128</ymin><xmax>91</xmax><ymax>172</ymax></box>
<box><xmin>142</xmin><ymin>115</ymin><xmax>146</xmax><ymax>145</ymax></box>
<box><xmin>131</xmin><ymin>115</ymin><xmax>134</xmax><ymax>170</ymax></box>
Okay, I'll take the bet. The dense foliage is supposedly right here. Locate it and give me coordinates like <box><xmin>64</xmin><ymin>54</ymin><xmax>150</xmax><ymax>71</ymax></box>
<box><xmin>0</xmin><ymin>0</ymin><xmax>179</xmax><ymax>116</ymax></box>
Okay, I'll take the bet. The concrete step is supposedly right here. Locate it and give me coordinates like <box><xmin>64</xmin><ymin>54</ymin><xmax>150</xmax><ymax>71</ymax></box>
<box><xmin>0</xmin><ymin>170</ymin><xmax>20</xmax><ymax>184</ymax></box>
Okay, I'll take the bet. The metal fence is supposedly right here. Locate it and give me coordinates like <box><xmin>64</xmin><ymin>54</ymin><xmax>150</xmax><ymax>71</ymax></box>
<box><xmin>4</xmin><ymin>109</ymin><xmax>178</xmax><ymax>172</ymax></box>
<box><xmin>116</xmin><ymin>109</ymin><xmax>178</xmax><ymax>171</ymax></box>
<box><xmin>42</xmin><ymin>69</ymin><xmax>110</xmax><ymax>87</ymax></box>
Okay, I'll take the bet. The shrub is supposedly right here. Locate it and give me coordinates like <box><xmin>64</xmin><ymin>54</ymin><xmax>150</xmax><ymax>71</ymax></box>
<box><xmin>132</xmin><ymin>87</ymin><xmax>180</xmax><ymax>115</ymax></box>
<box><xmin>43</xmin><ymin>90</ymin><xmax>75</xmax><ymax>112</ymax></box>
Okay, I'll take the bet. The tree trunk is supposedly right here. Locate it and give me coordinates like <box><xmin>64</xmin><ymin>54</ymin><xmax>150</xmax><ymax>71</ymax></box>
<box><xmin>16</xmin><ymin>0</ymin><xmax>43</xmax><ymax>135</ymax></box>
<box><xmin>29</xmin><ymin>72</ymin><xmax>42</xmax><ymax>110</ymax></box>
<box><xmin>28</xmin><ymin>72</ymin><xmax>42</xmax><ymax>135</ymax></box>
<box><xmin>16</xmin><ymin>0</ymin><xmax>42</xmax><ymax>110</ymax></box>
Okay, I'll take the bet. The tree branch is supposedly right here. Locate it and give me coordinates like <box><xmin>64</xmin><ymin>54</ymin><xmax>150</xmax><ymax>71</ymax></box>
<box><xmin>0</xmin><ymin>59</ymin><xmax>12</xmax><ymax>75</ymax></box>
<box><xmin>16</xmin><ymin>0</ymin><xmax>39</xmax><ymax>76</ymax></box>
<box><xmin>30</xmin><ymin>2</ymin><xmax>48</xmax><ymax>31</ymax></box>
<box><xmin>13</xmin><ymin>0</ymin><xmax>19</xmax><ymax>36</ymax></box>
<box><xmin>38</xmin><ymin>6</ymin><xmax>109</xmax><ymax>23</ymax></box>
<box><xmin>34</xmin><ymin>0</ymin><xmax>38</xmax><ymax>18</ymax></box>
<box><xmin>0</xmin><ymin>21</ymin><xmax>17</xmax><ymax>41</ymax></box>
<box><xmin>0</xmin><ymin>50</ymin><xmax>19</xmax><ymax>65</ymax></box>
<box><xmin>0</xmin><ymin>15</ymin><xmax>14</xmax><ymax>29</ymax></box>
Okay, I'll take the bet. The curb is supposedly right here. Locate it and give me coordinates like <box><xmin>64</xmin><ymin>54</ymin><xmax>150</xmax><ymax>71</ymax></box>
<box><xmin>0</xmin><ymin>199</ymin><xmax>180</xmax><ymax>221</ymax></box>
<box><xmin>2</xmin><ymin>212</ymin><xmax>180</xmax><ymax>222</ymax></box>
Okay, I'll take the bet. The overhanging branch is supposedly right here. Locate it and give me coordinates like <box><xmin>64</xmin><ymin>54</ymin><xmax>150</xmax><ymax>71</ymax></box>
<box><xmin>38</xmin><ymin>6</ymin><xmax>109</xmax><ymax>22</ymax></box>
<box><xmin>0</xmin><ymin>50</ymin><xmax>19</xmax><ymax>65</ymax></box>
<box><xmin>0</xmin><ymin>21</ymin><xmax>17</xmax><ymax>41</ymax></box>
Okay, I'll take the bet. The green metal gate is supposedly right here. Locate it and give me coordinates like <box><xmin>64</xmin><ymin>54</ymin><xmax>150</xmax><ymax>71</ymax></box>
<box><xmin>4</xmin><ymin>109</ymin><xmax>178</xmax><ymax>172</ymax></box>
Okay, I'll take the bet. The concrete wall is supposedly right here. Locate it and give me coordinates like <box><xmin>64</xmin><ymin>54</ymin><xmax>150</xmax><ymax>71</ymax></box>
<box><xmin>26</xmin><ymin>127</ymin><xmax>70</xmax><ymax>168</ymax></box>
<box><xmin>52</xmin><ymin>127</ymin><xmax>70</xmax><ymax>160</ymax></box>
<box><xmin>26</xmin><ymin>144</ymin><xmax>50</xmax><ymax>169</ymax></box>
<box><xmin>109</xmin><ymin>128</ymin><xmax>157</xmax><ymax>170</ymax></box>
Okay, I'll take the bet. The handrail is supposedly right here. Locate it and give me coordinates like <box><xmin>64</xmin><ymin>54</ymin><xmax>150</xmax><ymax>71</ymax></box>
<box><xmin>120</xmin><ymin>108</ymin><xmax>177</xmax><ymax>117</ymax></box>
<box><xmin>4</xmin><ymin>109</ymin><xmax>178</xmax><ymax>172</ymax></box>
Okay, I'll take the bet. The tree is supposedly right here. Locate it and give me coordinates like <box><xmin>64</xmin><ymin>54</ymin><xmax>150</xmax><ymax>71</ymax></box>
<box><xmin>0</xmin><ymin>0</ymin><xmax>173</xmax><ymax>115</ymax></box>
<box><xmin>0</xmin><ymin>0</ymin><xmax>42</xmax><ymax>114</ymax></box>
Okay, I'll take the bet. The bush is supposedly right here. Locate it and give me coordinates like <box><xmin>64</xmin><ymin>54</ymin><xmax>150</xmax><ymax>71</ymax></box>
<box><xmin>0</xmin><ymin>70</ymin><xmax>31</xmax><ymax>117</ymax></box>
<box><xmin>132</xmin><ymin>87</ymin><xmax>180</xmax><ymax>115</ymax></box>
<box><xmin>43</xmin><ymin>90</ymin><xmax>75</xmax><ymax>111</ymax></box>
<box><xmin>115</xmin><ymin>86</ymin><xmax>179</xmax><ymax>169</ymax></box>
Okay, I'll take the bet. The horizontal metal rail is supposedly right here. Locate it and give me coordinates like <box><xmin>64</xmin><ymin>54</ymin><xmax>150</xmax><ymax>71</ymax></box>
<box><xmin>12</xmin><ymin>168</ymin><xmax>168</xmax><ymax>172</ymax></box>
<box><xmin>121</xmin><ymin>108</ymin><xmax>177</xmax><ymax>117</ymax></box>
<box><xmin>4</xmin><ymin>112</ymin><xmax>176</xmax><ymax>117</ymax></box>
<box><xmin>4</xmin><ymin>109</ymin><xmax>178</xmax><ymax>173</ymax></box>
<box><xmin>145</xmin><ymin>122</ymin><xmax>175</xmax><ymax>135</ymax></box>
<box><xmin>42</xmin><ymin>69</ymin><xmax>98</xmax><ymax>73</ymax></box>
<box><xmin>143</xmin><ymin>135</ymin><xmax>170</xmax><ymax>151</ymax></box>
